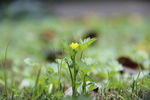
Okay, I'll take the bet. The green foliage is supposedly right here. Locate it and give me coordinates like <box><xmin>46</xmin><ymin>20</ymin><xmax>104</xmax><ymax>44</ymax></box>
<box><xmin>0</xmin><ymin>17</ymin><xmax>149</xmax><ymax>100</ymax></box>
<box><xmin>77</xmin><ymin>38</ymin><xmax>96</xmax><ymax>52</ymax></box>
<box><xmin>63</xmin><ymin>38</ymin><xmax>96</xmax><ymax>97</ymax></box>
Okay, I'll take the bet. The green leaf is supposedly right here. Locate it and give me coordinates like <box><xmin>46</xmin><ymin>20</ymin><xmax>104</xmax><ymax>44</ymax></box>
<box><xmin>0</xmin><ymin>79</ymin><xmax>4</xmax><ymax>86</ymax></box>
<box><xmin>24</xmin><ymin>58</ymin><xmax>39</xmax><ymax>66</ymax></box>
<box><xmin>82</xmin><ymin>57</ymin><xmax>96</xmax><ymax>66</ymax></box>
<box><xmin>46</xmin><ymin>63</ymin><xmax>58</xmax><ymax>73</ymax></box>
<box><xmin>86</xmin><ymin>81</ymin><xmax>98</xmax><ymax>92</ymax></box>
<box><xmin>77</xmin><ymin>38</ymin><xmax>96</xmax><ymax>51</ymax></box>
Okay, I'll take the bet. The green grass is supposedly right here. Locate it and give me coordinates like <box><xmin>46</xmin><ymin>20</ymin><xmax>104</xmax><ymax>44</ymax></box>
<box><xmin>0</xmin><ymin>16</ymin><xmax>150</xmax><ymax>100</ymax></box>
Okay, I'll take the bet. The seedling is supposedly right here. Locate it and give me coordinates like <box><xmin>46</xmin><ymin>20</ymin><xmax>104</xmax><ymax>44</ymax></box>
<box><xmin>65</xmin><ymin>38</ymin><xmax>96</xmax><ymax>97</ymax></box>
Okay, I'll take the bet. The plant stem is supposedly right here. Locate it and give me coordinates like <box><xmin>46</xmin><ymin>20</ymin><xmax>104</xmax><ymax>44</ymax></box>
<box><xmin>72</xmin><ymin>51</ymin><xmax>78</xmax><ymax>97</ymax></box>
<box><xmin>66</xmin><ymin>50</ymin><xmax>78</xmax><ymax>97</ymax></box>
<box><xmin>68</xmin><ymin>65</ymin><xmax>74</xmax><ymax>87</ymax></box>
<box><xmin>73</xmin><ymin>64</ymin><xmax>76</xmax><ymax>96</ymax></box>
<box><xmin>3</xmin><ymin>41</ymin><xmax>11</xmax><ymax>99</ymax></box>
<box><xmin>66</xmin><ymin>60</ymin><xmax>74</xmax><ymax>95</ymax></box>
<box><xmin>82</xmin><ymin>74</ymin><xmax>86</xmax><ymax>95</ymax></box>
<box><xmin>32</xmin><ymin>67</ymin><xmax>41</xmax><ymax>100</ymax></box>
<box><xmin>58</xmin><ymin>60</ymin><xmax>62</xmax><ymax>90</ymax></box>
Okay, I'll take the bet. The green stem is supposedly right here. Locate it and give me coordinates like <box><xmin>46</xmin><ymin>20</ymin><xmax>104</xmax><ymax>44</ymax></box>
<box><xmin>73</xmin><ymin>65</ymin><xmax>76</xmax><ymax>96</ymax></box>
<box><xmin>82</xmin><ymin>74</ymin><xmax>86</xmax><ymax>95</ymax></box>
<box><xmin>32</xmin><ymin>67</ymin><xmax>41</xmax><ymax>100</ymax></box>
<box><xmin>68</xmin><ymin>65</ymin><xmax>74</xmax><ymax>86</ymax></box>
<box><xmin>66</xmin><ymin>61</ymin><xmax>74</xmax><ymax>92</ymax></box>
<box><xmin>3</xmin><ymin>41</ymin><xmax>11</xmax><ymax>99</ymax></box>
<box><xmin>66</xmin><ymin>50</ymin><xmax>79</xmax><ymax>97</ymax></box>
<box><xmin>72</xmin><ymin>51</ymin><xmax>78</xmax><ymax>97</ymax></box>
<box><xmin>58</xmin><ymin>60</ymin><xmax>62</xmax><ymax>90</ymax></box>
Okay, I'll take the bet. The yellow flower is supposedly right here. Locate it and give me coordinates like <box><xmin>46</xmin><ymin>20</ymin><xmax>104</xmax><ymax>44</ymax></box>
<box><xmin>70</xmin><ymin>42</ymin><xmax>79</xmax><ymax>49</ymax></box>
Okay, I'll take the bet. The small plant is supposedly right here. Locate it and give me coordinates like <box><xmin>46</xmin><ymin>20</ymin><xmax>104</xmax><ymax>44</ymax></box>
<box><xmin>64</xmin><ymin>38</ymin><xmax>96</xmax><ymax>97</ymax></box>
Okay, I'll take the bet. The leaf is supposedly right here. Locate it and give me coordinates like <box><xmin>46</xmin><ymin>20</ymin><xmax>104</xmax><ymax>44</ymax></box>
<box><xmin>47</xmin><ymin>67</ymin><xmax>54</xmax><ymax>73</ymax></box>
<box><xmin>0</xmin><ymin>79</ymin><xmax>4</xmax><ymax>86</ymax></box>
<box><xmin>76</xmin><ymin>60</ymin><xmax>91</xmax><ymax>73</ymax></box>
<box><xmin>86</xmin><ymin>81</ymin><xmax>98</xmax><ymax>92</ymax></box>
<box><xmin>77</xmin><ymin>38</ymin><xmax>96</xmax><ymax>51</ymax></box>
<box><xmin>82</xmin><ymin>57</ymin><xmax>96</xmax><ymax>66</ymax></box>
<box><xmin>56</xmin><ymin>58</ymin><xmax>69</xmax><ymax>69</ymax></box>
<box><xmin>46</xmin><ymin>63</ymin><xmax>58</xmax><ymax>73</ymax></box>
<box><xmin>24</xmin><ymin>58</ymin><xmax>39</xmax><ymax>66</ymax></box>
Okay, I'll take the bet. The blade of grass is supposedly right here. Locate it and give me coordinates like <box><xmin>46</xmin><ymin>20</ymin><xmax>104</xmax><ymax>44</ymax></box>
<box><xmin>32</xmin><ymin>67</ymin><xmax>41</xmax><ymax>100</ymax></box>
<box><xmin>2</xmin><ymin>41</ymin><xmax>11</xmax><ymax>99</ymax></box>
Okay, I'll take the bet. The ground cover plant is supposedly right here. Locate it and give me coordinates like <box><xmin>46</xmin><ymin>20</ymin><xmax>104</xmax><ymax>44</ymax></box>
<box><xmin>0</xmin><ymin>16</ymin><xmax>150</xmax><ymax>100</ymax></box>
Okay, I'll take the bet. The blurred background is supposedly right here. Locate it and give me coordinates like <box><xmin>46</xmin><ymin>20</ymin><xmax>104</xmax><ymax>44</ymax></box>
<box><xmin>0</xmin><ymin>0</ymin><xmax>150</xmax><ymax>72</ymax></box>
<box><xmin>0</xmin><ymin>0</ymin><xmax>150</xmax><ymax>19</ymax></box>
<box><xmin>0</xmin><ymin>0</ymin><xmax>149</xmax><ymax>65</ymax></box>
<box><xmin>0</xmin><ymin>0</ymin><xmax>150</xmax><ymax>99</ymax></box>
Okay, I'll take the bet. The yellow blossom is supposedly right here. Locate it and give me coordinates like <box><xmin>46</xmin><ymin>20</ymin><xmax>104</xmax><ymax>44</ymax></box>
<box><xmin>70</xmin><ymin>42</ymin><xmax>79</xmax><ymax>49</ymax></box>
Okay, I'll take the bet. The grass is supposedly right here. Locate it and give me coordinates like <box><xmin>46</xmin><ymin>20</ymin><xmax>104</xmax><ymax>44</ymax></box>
<box><xmin>0</xmin><ymin>16</ymin><xmax>150</xmax><ymax>100</ymax></box>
